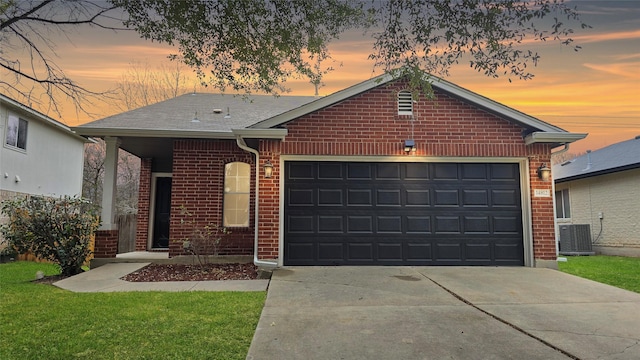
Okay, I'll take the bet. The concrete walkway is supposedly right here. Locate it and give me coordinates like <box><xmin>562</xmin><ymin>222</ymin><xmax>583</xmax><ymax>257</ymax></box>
<box><xmin>53</xmin><ymin>263</ymin><xmax>270</xmax><ymax>292</ymax></box>
<box><xmin>247</xmin><ymin>267</ymin><xmax>640</xmax><ymax>360</ymax></box>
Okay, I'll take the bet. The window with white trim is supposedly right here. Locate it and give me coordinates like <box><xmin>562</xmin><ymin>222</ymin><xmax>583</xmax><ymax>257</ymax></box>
<box><xmin>223</xmin><ymin>162</ymin><xmax>250</xmax><ymax>227</ymax></box>
<box><xmin>555</xmin><ymin>189</ymin><xmax>571</xmax><ymax>219</ymax></box>
<box><xmin>398</xmin><ymin>90</ymin><xmax>413</xmax><ymax>115</ymax></box>
<box><xmin>5</xmin><ymin>114</ymin><xmax>28</xmax><ymax>151</ymax></box>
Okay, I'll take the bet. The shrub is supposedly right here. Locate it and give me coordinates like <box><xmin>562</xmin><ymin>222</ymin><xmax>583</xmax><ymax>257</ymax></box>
<box><xmin>0</xmin><ymin>196</ymin><xmax>101</xmax><ymax>276</ymax></box>
<box><xmin>176</xmin><ymin>206</ymin><xmax>230</xmax><ymax>269</ymax></box>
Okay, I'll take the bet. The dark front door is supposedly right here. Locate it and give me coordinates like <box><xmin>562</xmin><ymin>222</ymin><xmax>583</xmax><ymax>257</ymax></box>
<box><xmin>284</xmin><ymin>162</ymin><xmax>524</xmax><ymax>266</ymax></box>
<box><xmin>152</xmin><ymin>177</ymin><xmax>172</xmax><ymax>248</ymax></box>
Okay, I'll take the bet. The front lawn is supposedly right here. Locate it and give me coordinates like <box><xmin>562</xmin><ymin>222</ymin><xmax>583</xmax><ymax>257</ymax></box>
<box><xmin>0</xmin><ymin>261</ymin><xmax>265</xmax><ymax>359</ymax></box>
<box><xmin>558</xmin><ymin>255</ymin><xmax>640</xmax><ymax>293</ymax></box>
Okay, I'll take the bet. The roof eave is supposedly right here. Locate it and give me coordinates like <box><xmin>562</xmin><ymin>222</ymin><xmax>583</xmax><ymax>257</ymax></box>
<box><xmin>524</xmin><ymin>132</ymin><xmax>588</xmax><ymax>146</ymax></box>
<box><xmin>555</xmin><ymin>163</ymin><xmax>640</xmax><ymax>183</ymax></box>
<box><xmin>71</xmin><ymin>127</ymin><xmax>237</xmax><ymax>139</ymax></box>
<box><xmin>231</xmin><ymin>128</ymin><xmax>288</xmax><ymax>139</ymax></box>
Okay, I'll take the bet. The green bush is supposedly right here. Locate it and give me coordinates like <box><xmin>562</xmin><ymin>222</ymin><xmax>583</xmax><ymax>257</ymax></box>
<box><xmin>0</xmin><ymin>196</ymin><xmax>101</xmax><ymax>276</ymax></box>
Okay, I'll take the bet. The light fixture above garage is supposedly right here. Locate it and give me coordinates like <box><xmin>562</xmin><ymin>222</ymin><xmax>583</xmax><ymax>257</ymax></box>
<box><xmin>404</xmin><ymin>139</ymin><xmax>416</xmax><ymax>153</ymax></box>
<box><xmin>263</xmin><ymin>160</ymin><xmax>274</xmax><ymax>178</ymax></box>
<box><xmin>537</xmin><ymin>163</ymin><xmax>551</xmax><ymax>181</ymax></box>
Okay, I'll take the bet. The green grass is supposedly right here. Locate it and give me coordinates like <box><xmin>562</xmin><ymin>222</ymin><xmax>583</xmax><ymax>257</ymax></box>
<box><xmin>558</xmin><ymin>255</ymin><xmax>640</xmax><ymax>293</ymax></box>
<box><xmin>0</xmin><ymin>261</ymin><xmax>266</xmax><ymax>360</ymax></box>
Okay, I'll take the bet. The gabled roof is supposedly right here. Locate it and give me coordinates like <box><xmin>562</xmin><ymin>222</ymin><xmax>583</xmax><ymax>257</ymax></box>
<box><xmin>75</xmin><ymin>71</ymin><xmax>586</xmax><ymax>147</ymax></box>
<box><xmin>76</xmin><ymin>93</ymin><xmax>318</xmax><ymax>138</ymax></box>
<box><xmin>554</xmin><ymin>136</ymin><xmax>640</xmax><ymax>183</ymax></box>
<box><xmin>0</xmin><ymin>93</ymin><xmax>88</xmax><ymax>143</ymax></box>
<box><xmin>249</xmin><ymin>72</ymin><xmax>586</xmax><ymax>146</ymax></box>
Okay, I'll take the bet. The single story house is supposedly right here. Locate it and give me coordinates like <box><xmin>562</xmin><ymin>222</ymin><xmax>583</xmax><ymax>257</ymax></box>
<box><xmin>553</xmin><ymin>136</ymin><xmax>640</xmax><ymax>257</ymax></box>
<box><xmin>1</xmin><ymin>93</ymin><xmax>88</xmax><ymax>249</ymax></box>
<box><xmin>74</xmin><ymin>73</ymin><xmax>586</xmax><ymax>268</ymax></box>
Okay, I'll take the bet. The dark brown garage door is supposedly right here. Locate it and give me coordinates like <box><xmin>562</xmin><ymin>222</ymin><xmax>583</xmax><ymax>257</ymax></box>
<box><xmin>284</xmin><ymin>161</ymin><xmax>524</xmax><ymax>266</ymax></box>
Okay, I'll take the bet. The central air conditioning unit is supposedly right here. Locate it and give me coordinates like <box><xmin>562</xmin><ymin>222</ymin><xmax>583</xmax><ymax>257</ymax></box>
<box><xmin>559</xmin><ymin>224</ymin><xmax>595</xmax><ymax>255</ymax></box>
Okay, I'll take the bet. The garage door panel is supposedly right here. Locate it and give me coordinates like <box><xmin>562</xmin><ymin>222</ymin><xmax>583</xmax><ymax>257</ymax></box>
<box><xmin>284</xmin><ymin>162</ymin><xmax>524</xmax><ymax>266</ymax></box>
<box><xmin>434</xmin><ymin>189</ymin><xmax>460</xmax><ymax>207</ymax></box>
<box><xmin>318</xmin><ymin>162</ymin><xmax>343</xmax><ymax>179</ymax></box>
<box><xmin>461</xmin><ymin>163</ymin><xmax>488</xmax><ymax>180</ymax></box>
<box><xmin>407</xmin><ymin>216</ymin><xmax>431</xmax><ymax>233</ymax></box>
<box><xmin>376</xmin><ymin>189</ymin><xmax>402</xmax><ymax>206</ymax></box>
<box><xmin>377</xmin><ymin>216</ymin><xmax>403</xmax><ymax>233</ymax></box>
<box><xmin>492</xmin><ymin>189</ymin><xmax>520</xmax><ymax>207</ymax></box>
<box><xmin>433</xmin><ymin>163</ymin><xmax>459</xmax><ymax>180</ymax></box>
<box><xmin>347</xmin><ymin>216</ymin><xmax>373</xmax><ymax>233</ymax></box>
<box><xmin>405</xmin><ymin>163</ymin><xmax>430</xmax><ymax>179</ymax></box>
<box><xmin>406</xmin><ymin>242</ymin><xmax>433</xmax><ymax>260</ymax></box>
<box><xmin>288</xmin><ymin>188</ymin><xmax>314</xmax><ymax>206</ymax></box>
<box><xmin>318</xmin><ymin>188</ymin><xmax>343</xmax><ymax>206</ymax></box>
<box><xmin>347</xmin><ymin>163</ymin><xmax>373</xmax><ymax>179</ymax></box>
<box><xmin>377</xmin><ymin>242</ymin><xmax>403</xmax><ymax>261</ymax></box>
<box><xmin>435</xmin><ymin>242</ymin><xmax>463</xmax><ymax>261</ymax></box>
<box><xmin>406</xmin><ymin>189</ymin><xmax>430</xmax><ymax>206</ymax></box>
<box><xmin>434</xmin><ymin>216</ymin><xmax>461</xmax><ymax>234</ymax></box>
<box><xmin>288</xmin><ymin>215</ymin><xmax>314</xmax><ymax>233</ymax></box>
<box><xmin>318</xmin><ymin>243</ymin><xmax>344</xmax><ymax>261</ymax></box>
<box><xmin>463</xmin><ymin>189</ymin><xmax>489</xmax><ymax>206</ymax></box>
<box><xmin>348</xmin><ymin>243</ymin><xmax>374</xmax><ymax>260</ymax></box>
<box><xmin>464</xmin><ymin>216</ymin><xmax>491</xmax><ymax>234</ymax></box>
<box><xmin>491</xmin><ymin>163</ymin><xmax>519</xmax><ymax>181</ymax></box>
<box><xmin>318</xmin><ymin>216</ymin><xmax>344</xmax><ymax>233</ymax></box>
<box><xmin>376</xmin><ymin>163</ymin><xmax>401</xmax><ymax>179</ymax></box>
<box><xmin>347</xmin><ymin>189</ymin><xmax>373</xmax><ymax>206</ymax></box>
<box><xmin>464</xmin><ymin>241</ymin><xmax>492</xmax><ymax>261</ymax></box>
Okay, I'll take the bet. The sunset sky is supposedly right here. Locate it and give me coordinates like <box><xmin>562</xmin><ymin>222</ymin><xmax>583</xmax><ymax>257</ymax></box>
<box><xmin>15</xmin><ymin>0</ymin><xmax>640</xmax><ymax>154</ymax></box>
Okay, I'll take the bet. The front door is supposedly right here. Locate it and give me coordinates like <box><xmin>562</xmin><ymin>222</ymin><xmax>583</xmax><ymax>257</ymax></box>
<box><xmin>152</xmin><ymin>177</ymin><xmax>172</xmax><ymax>248</ymax></box>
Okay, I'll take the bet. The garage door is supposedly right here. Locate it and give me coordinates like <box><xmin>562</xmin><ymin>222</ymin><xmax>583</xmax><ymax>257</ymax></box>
<box><xmin>284</xmin><ymin>161</ymin><xmax>524</xmax><ymax>266</ymax></box>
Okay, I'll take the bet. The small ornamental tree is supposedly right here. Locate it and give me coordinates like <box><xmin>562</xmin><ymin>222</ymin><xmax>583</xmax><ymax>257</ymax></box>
<box><xmin>0</xmin><ymin>196</ymin><xmax>101</xmax><ymax>276</ymax></box>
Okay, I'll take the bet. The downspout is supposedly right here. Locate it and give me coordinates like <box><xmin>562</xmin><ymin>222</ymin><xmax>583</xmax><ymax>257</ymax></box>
<box><xmin>551</xmin><ymin>144</ymin><xmax>571</xmax><ymax>257</ymax></box>
<box><xmin>235</xmin><ymin>135</ymin><xmax>279</xmax><ymax>269</ymax></box>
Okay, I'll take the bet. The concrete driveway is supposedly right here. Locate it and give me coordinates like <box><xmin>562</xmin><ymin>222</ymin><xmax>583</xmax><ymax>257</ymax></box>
<box><xmin>247</xmin><ymin>267</ymin><xmax>640</xmax><ymax>360</ymax></box>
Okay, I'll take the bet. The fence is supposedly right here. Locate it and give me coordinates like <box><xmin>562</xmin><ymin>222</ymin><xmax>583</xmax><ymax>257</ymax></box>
<box><xmin>117</xmin><ymin>214</ymin><xmax>137</xmax><ymax>254</ymax></box>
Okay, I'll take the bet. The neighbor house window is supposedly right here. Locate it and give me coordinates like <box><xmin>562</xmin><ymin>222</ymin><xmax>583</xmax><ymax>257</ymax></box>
<box><xmin>5</xmin><ymin>115</ymin><xmax>28</xmax><ymax>150</ymax></box>
<box><xmin>223</xmin><ymin>162</ymin><xmax>250</xmax><ymax>227</ymax></box>
<box><xmin>555</xmin><ymin>189</ymin><xmax>571</xmax><ymax>219</ymax></box>
<box><xmin>398</xmin><ymin>90</ymin><xmax>413</xmax><ymax>115</ymax></box>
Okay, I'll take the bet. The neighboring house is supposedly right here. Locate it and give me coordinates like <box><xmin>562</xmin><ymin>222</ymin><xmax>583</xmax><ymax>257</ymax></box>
<box><xmin>553</xmin><ymin>136</ymin><xmax>640</xmax><ymax>257</ymax></box>
<box><xmin>75</xmin><ymin>73</ymin><xmax>586</xmax><ymax>268</ymax></box>
<box><xmin>0</xmin><ymin>94</ymin><xmax>88</xmax><ymax>246</ymax></box>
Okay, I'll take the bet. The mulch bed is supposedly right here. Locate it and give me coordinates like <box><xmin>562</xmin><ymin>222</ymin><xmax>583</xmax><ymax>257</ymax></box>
<box><xmin>120</xmin><ymin>263</ymin><xmax>260</xmax><ymax>282</ymax></box>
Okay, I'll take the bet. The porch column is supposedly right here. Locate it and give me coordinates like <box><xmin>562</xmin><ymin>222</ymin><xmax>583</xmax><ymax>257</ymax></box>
<box><xmin>100</xmin><ymin>136</ymin><xmax>121</xmax><ymax>230</ymax></box>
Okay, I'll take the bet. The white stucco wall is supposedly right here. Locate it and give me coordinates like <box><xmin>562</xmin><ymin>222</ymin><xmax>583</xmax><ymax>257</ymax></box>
<box><xmin>555</xmin><ymin>168</ymin><xmax>640</xmax><ymax>253</ymax></box>
<box><xmin>0</xmin><ymin>100</ymin><xmax>85</xmax><ymax>197</ymax></box>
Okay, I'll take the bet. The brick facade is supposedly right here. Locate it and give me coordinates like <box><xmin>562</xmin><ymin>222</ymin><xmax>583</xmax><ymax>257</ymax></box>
<box><xmin>93</xmin><ymin>230</ymin><xmax>119</xmax><ymax>258</ymax></box>
<box><xmin>256</xmin><ymin>82</ymin><xmax>556</xmax><ymax>263</ymax></box>
<box><xmin>135</xmin><ymin>158</ymin><xmax>152</xmax><ymax>251</ymax></box>
<box><xmin>168</xmin><ymin>140</ymin><xmax>255</xmax><ymax>257</ymax></box>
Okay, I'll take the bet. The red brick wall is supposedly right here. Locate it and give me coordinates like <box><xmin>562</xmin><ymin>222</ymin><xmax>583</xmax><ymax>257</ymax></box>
<box><xmin>93</xmin><ymin>230</ymin><xmax>119</xmax><ymax>258</ymax></box>
<box><xmin>169</xmin><ymin>140</ymin><xmax>254</xmax><ymax>257</ymax></box>
<box><xmin>135</xmin><ymin>158</ymin><xmax>152</xmax><ymax>251</ymax></box>
<box><xmin>257</xmin><ymin>81</ymin><xmax>557</xmax><ymax>263</ymax></box>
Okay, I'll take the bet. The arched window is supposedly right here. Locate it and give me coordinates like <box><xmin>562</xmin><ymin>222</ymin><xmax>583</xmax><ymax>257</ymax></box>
<box><xmin>223</xmin><ymin>162</ymin><xmax>250</xmax><ymax>227</ymax></box>
<box><xmin>397</xmin><ymin>90</ymin><xmax>413</xmax><ymax>115</ymax></box>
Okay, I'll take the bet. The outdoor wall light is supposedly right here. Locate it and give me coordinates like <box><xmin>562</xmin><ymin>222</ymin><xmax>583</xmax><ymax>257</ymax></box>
<box><xmin>537</xmin><ymin>163</ymin><xmax>551</xmax><ymax>181</ymax></box>
<box><xmin>263</xmin><ymin>160</ymin><xmax>274</xmax><ymax>178</ymax></box>
<box><xmin>404</xmin><ymin>139</ymin><xmax>416</xmax><ymax>153</ymax></box>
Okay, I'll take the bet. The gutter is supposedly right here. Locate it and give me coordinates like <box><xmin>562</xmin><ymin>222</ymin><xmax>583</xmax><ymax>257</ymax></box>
<box><xmin>234</xmin><ymin>135</ymin><xmax>279</xmax><ymax>269</ymax></box>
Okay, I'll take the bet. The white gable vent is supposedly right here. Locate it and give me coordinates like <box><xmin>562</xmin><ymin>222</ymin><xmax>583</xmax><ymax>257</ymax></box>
<box><xmin>398</xmin><ymin>90</ymin><xmax>413</xmax><ymax>115</ymax></box>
